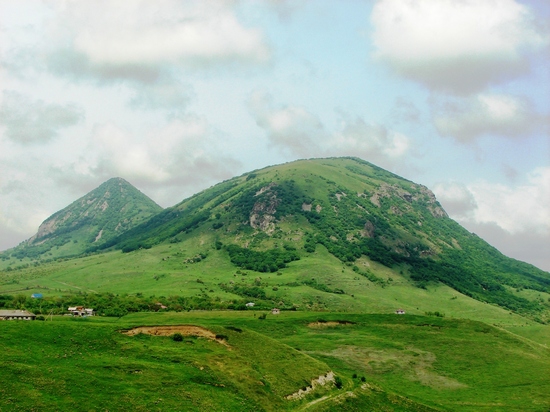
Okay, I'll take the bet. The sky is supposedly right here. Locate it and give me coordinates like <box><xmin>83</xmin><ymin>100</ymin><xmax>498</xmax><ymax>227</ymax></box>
<box><xmin>0</xmin><ymin>0</ymin><xmax>548</xmax><ymax>271</ymax></box>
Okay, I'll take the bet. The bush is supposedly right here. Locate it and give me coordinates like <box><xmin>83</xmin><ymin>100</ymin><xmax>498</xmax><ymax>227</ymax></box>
<box><xmin>225</xmin><ymin>326</ymin><xmax>242</xmax><ymax>333</ymax></box>
<box><xmin>172</xmin><ymin>333</ymin><xmax>183</xmax><ymax>342</ymax></box>
<box><xmin>334</xmin><ymin>376</ymin><xmax>343</xmax><ymax>389</ymax></box>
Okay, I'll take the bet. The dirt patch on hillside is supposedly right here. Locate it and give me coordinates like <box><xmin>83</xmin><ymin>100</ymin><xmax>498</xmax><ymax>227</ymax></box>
<box><xmin>121</xmin><ymin>325</ymin><xmax>230</xmax><ymax>347</ymax></box>
<box><xmin>308</xmin><ymin>321</ymin><xmax>355</xmax><ymax>328</ymax></box>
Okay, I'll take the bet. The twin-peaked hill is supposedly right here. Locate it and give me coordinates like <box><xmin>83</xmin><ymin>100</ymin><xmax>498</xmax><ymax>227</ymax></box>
<box><xmin>2</xmin><ymin>157</ymin><xmax>549</xmax><ymax>319</ymax></box>
<box><xmin>6</xmin><ymin>177</ymin><xmax>162</xmax><ymax>260</ymax></box>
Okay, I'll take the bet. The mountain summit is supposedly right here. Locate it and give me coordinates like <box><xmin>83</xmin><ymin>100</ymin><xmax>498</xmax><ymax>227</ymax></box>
<box><xmin>10</xmin><ymin>177</ymin><xmax>162</xmax><ymax>260</ymax></box>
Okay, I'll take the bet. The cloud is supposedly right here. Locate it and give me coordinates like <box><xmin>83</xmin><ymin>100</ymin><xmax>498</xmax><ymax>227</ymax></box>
<box><xmin>248</xmin><ymin>91</ymin><xmax>412</xmax><ymax>168</ymax></box>
<box><xmin>0</xmin><ymin>171</ymin><xmax>57</xmax><ymax>248</ymax></box>
<box><xmin>247</xmin><ymin>91</ymin><xmax>326</xmax><ymax>157</ymax></box>
<box><xmin>371</xmin><ymin>0</ymin><xmax>548</xmax><ymax>94</ymax></box>
<box><xmin>432</xmin><ymin>182</ymin><xmax>478</xmax><ymax>220</ymax></box>
<box><xmin>43</xmin><ymin>0</ymin><xmax>270</xmax><ymax>83</ymax></box>
<box><xmin>0</xmin><ymin>90</ymin><xmax>84</xmax><ymax>144</ymax></box>
<box><xmin>332</xmin><ymin>118</ymin><xmax>411</xmax><ymax>164</ymax></box>
<box><xmin>434</xmin><ymin>167</ymin><xmax>550</xmax><ymax>235</ymax></box>
<box><xmin>434</xmin><ymin>168</ymin><xmax>550</xmax><ymax>270</ymax></box>
<box><xmin>128</xmin><ymin>77</ymin><xmax>194</xmax><ymax>113</ymax></box>
<box><xmin>432</xmin><ymin>93</ymin><xmax>541</xmax><ymax>142</ymax></box>
<box><xmin>54</xmin><ymin>117</ymin><xmax>241</xmax><ymax>206</ymax></box>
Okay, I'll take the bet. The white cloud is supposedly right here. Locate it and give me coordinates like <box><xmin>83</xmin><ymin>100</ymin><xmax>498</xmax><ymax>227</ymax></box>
<box><xmin>434</xmin><ymin>168</ymin><xmax>550</xmax><ymax>270</ymax></box>
<box><xmin>332</xmin><ymin>118</ymin><xmax>411</xmax><ymax>163</ymax></box>
<box><xmin>247</xmin><ymin>91</ymin><xmax>326</xmax><ymax>157</ymax></box>
<box><xmin>434</xmin><ymin>167</ymin><xmax>550</xmax><ymax>235</ymax></box>
<box><xmin>248</xmin><ymin>91</ymin><xmax>412</xmax><ymax>168</ymax></box>
<box><xmin>65</xmin><ymin>118</ymin><xmax>241</xmax><ymax>206</ymax></box>
<box><xmin>128</xmin><ymin>77</ymin><xmax>194</xmax><ymax>112</ymax></box>
<box><xmin>43</xmin><ymin>0</ymin><xmax>270</xmax><ymax>83</ymax></box>
<box><xmin>0</xmin><ymin>90</ymin><xmax>84</xmax><ymax>144</ymax></box>
<box><xmin>432</xmin><ymin>93</ymin><xmax>540</xmax><ymax>142</ymax></box>
<box><xmin>371</xmin><ymin>0</ymin><xmax>548</xmax><ymax>93</ymax></box>
<box><xmin>432</xmin><ymin>182</ymin><xmax>478</xmax><ymax>220</ymax></box>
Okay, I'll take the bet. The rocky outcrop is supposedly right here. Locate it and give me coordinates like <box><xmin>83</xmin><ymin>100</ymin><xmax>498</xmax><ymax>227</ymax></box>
<box><xmin>249</xmin><ymin>183</ymin><xmax>280</xmax><ymax>233</ymax></box>
<box><xmin>369</xmin><ymin>183</ymin><xmax>448</xmax><ymax>218</ymax></box>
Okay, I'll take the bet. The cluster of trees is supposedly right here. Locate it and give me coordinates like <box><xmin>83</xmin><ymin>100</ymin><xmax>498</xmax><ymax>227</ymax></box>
<box><xmin>226</xmin><ymin>244</ymin><xmax>300</xmax><ymax>273</ymax></box>
<box><xmin>218</xmin><ymin>283</ymin><xmax>268</xmax><ymax>300</ymax></box>
<box><xmin>302</xmin><ymin>279</ymin><xmax>345</xmax><ymax>295</ymax></box>
<box><xmin>0</xmin><ymin>292</ymin><xmax>256</xmax><ymax>317</ymax></box>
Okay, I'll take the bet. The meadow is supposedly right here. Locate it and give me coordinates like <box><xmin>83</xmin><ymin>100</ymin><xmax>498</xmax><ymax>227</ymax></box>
<box><xmin>1</xmin><ymin>311</ymin><xmax>549</xmax><ymax>411</ymax></box>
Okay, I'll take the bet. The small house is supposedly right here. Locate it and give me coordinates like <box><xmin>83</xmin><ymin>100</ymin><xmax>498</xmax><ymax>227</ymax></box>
<box><xmin>68</xmin><ymin>306</ymin><xmax>94</xmax><ymax>317</ymax></box>
<box><xmin>31</xmin><ymin>293</ymin><xmax>43</xmax><ymax>299</ymax></box>
<box><xmin>0</xmin><ymin>310</ymin><xmax>36</xmax><ymax>320</ymax></box>
<box><xmin>245</xmin><ymin>302</ymin><xmax>255</xmax><ymax>308</ymax></box>
<box><xmin>395</xmin><ymin>309</ymin><xmax>406</xmax><ymax>315</ymax></box>
<box><xmin>271</xmin><ymin>308</ymin><xmax>280</xmax><ymax>315</ymax></box>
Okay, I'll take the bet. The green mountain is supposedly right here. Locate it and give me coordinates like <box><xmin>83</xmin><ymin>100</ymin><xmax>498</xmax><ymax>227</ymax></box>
<box><xmin>90</xmin><ymin>157</ymin><xmax>548</xmax><ymax>318</ymax></box>
<box><xmin>1</xmin><ymin>157</ymin><xmax>549</xmax><ymax>321</ymax></box>
<box><xmin>6</xmin><ymin>177</ymin><xmax>162</xmax><ymax>260</ymax></box>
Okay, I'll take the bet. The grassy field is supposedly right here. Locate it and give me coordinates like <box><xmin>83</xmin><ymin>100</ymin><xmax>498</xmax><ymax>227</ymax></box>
<box><xmin>1</xmin><ymin>242</ymin><xmax>543</xmax><ymax>330</ymax></box>
<box><xmin>1</xmin><ymin>311</ymin><xmax>549</xmax><ymax>411</ymax></box>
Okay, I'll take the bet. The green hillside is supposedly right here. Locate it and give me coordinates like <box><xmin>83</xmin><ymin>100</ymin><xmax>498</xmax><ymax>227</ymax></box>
<box><xmin>0</xmin><ymin>312</ymin><xmax>548</xmax><ymax>411</ymax></box>
<box><xmin>98</xmin><ymin>157</ymin><xmax>549</xmax><ymax>318</ymax></box>
<box><xmin>1</xmin><ymin>177</ymin><xmax>162</xmax><ymax>262</ymax></box>
<box><xmin>1</xmin><ymin>157</ymin><xmax>550</xmax><ymax>411</ymax></box>
<box><xmin>1</xmin><ymin>158</ymin><xmax>549</xmax><ymax>322</ymax></box>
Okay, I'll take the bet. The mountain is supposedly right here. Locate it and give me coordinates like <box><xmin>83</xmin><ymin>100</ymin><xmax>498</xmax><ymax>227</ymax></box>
<box><xmin>93</xmin><ymin>157</ymin><xmax>549</xmax><ymax>318</ymax></box>
<box><xmin>2</xmin><ymin>158</ymin><xmax>548</xmax><ymax>320</ymax></box>
<box><xmin>5</xmin><ymin>177</ymin><xmax>162</xmax><ymax>260</ymax></box>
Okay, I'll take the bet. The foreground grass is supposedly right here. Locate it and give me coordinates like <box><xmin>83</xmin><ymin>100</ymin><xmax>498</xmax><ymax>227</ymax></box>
<box><xmin>1</xmin><ymin>311</ymin><xmax>549</xmax><ymax>411</ymax></box>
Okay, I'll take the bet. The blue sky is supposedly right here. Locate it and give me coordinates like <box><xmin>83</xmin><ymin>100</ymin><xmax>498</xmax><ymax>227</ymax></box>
<box><xmin>0</xmin><ymin>0</ymin><xmax>548</xmax><ymax>270</ymax></box>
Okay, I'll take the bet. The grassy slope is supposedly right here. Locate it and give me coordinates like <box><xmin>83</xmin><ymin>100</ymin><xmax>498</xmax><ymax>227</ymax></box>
<box><xmin>2</xmin><ymin>158</ymin><xmax>548</xmax><ymax>316</ymax></box>
<box><xmin>0</xmin><ymin>238</ymin><xmax>544</xmax><ymax>330</ymax></box>
<box><xmin>1</xmin><ymin>312</ymin><xmax>549</xmax><ymax>411</ymax></box>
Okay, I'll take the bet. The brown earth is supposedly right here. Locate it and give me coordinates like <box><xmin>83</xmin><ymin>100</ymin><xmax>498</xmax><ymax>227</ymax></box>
<box><xmin>121</xmin><ymin>325</ymin><xmax>230</xmax><ymax>347</ymax></box>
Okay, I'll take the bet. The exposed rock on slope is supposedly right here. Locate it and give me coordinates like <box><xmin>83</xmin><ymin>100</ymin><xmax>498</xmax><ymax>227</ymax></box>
<box><xmin>8</xmin><ymin>178</ymin><xmax>162</xmax><ymax>259</ymax></box>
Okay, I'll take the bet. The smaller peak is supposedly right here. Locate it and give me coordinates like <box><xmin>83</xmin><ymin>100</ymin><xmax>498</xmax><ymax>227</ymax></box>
<box><xmin>106</xmin><ymin>177</ymin><xmax>129</xmax><ymax>184</ymax></box>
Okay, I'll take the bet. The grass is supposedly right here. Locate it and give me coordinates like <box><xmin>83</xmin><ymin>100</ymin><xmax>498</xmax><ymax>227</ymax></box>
<box><xmin>1</xmin><ymin>156</ymin><xmax>549</xmax><ymax>409</ymax></box>
<box><xmin>1</xmin><ymin>242</ymin><xmax>542</xmax><ymax>329</ymax></box>
<box><xmin>1</xmin><ymin>311</ymin><xmax>549</xmax><ymax>411</ymax></box>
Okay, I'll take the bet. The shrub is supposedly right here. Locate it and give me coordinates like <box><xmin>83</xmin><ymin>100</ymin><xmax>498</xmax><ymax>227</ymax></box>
<box><xmin>172</xmin><ymin>333</ymin><xmax>183</xmax><ymax>342</ymax></box>
<box><xmin>225</xmin><ymin>326</ymin><xmax>242</xmax><ymax>333</ymax></box>
<box><xmin>334</xmin><ymin>376</ymin><xmax>343</xmax><ymax>389</ymax></box>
